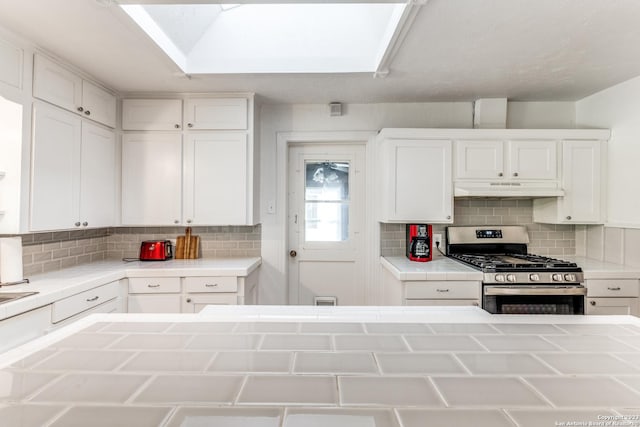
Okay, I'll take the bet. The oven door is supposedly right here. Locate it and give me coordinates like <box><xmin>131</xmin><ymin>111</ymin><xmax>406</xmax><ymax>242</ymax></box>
<box><xmin>483</xmin><ymin>285</ymin><xmax>586</xmax><ymax>315</ymax></box>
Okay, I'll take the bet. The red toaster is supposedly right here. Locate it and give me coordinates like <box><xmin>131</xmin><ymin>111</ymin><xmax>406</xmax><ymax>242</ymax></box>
<box><xmin>139</xmin><ymin>240</ymin><xmax>173</xmax><ymax>261</ymax></box>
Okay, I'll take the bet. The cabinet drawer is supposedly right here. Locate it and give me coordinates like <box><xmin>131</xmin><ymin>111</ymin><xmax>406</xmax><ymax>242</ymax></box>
<box><xmin>586</xmin><ymin>279</ymin><xmax>639</xmax><ymax>297</ymax></box>
<box><xmin>184</xmin><ymin>276</ymin><xmax>237</xmax><ymax>293</ymax></box>
<box><xmin>129</xmin><ymin>277</ymin><xmax>181</xmax><ymax>294</ymax></box>
<box><xmin>52</xmin><ymin>281</ymin><xmax>118</xmax><ymax>323</ymax></box>
<box><xmin>405</xmin><ymin>281</ymin><xmax>480</xmax><ymax>299</ymax></box>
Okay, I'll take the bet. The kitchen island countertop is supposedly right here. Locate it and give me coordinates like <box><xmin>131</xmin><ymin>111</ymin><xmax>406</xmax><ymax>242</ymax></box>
<box><xmin>0</xmin><ymin>306</ymin><xmax>639</xmax><ymax>427</ymax></box>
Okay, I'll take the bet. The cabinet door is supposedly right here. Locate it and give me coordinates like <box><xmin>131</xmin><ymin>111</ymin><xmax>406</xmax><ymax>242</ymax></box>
<box><xmin>382</xmin><ymin>139</ymin><xmax>452</xmax><ymax>222</ymax></box>
<box><xmin>562</xmin><ymin>140</ymin><xmax>602</xmax><ymax>223</ymax></box>
<box><xmin>122</xmin><ymin>99</ymin><xmax>183</xmax><ymax>131</ymax></box>
<box><xmin>184</xmin><ymin>132</ymin><xmax>248</xmax><ymax>225</ymax></box>
<box><xmin>81</xmin><ymin>80</ymin><xmax>116</xmax><ymax>128</ymax></box>
<box><xmin>31</xmin><ymin>103</ymin><xmax>81</xmax><ymax>231</ymax></box>
<box><xmin>508</xmin><ymin>140</ymin><xmax>557</xmax><ymax>180</ymax></box>
<box><xmin>182</xmin><ymin>294</ymin><xmax>238</xmax><ymax>313</ymax></box>
<box><xmin>128</xmin><ymin>294</ymin><xmax>182</xmax><ymax>313</ymax></box>
<box><xmin>80</xmin><ymin>122</ymin><xmax>116</xmax><ymax>228</ymax></box>
<box><xmin>185</xmin><ymin>98</ymin><xmax>248</xmax><ymax>130</ymax></box>
<box><xmin>121</xmin><ymin>133</ymin><xmax>183</xmax><ymax>225</ymax></box>
<box><xmin>454</xmin><ymin>140</ymin><xmax>504</xmax><ymax>180</ymax></box>
<box><xmin>33</xmin><ymin>54</ymin><xmax>82</xmax><ymax>113</ymax></box>
<box><xmin>586</xmin><ymin>297</ymin><xmax>638</xmax><ymax>316</ymax></box>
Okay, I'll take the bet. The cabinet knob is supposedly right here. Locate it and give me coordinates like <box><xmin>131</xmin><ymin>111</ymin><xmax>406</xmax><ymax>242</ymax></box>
<box><xmin>513</xmin><ymin>172</ymin><xmax>518</xmax><ymax>177</ymax></box>
<box><xmin>289</xmin><ymin>250</ymin><xmax>297</xmax><ymax>258</ymax></box>
<box><xmin>186</xmin><ymin>298</ymin><xmax>192</xmax><ymax>303</ymax></box>
<box><xmin>187</xmin><ymin>219</ymin><xmax>192</xmax><ymax>224</ymax></box>
<box><xmin>472</xmin><ymin>301</ymin><xmax>479</xmax><ymax>306</ymax></box>
<box><xmin>84</xmin><ymin>110</ymin><xmax>91</xmax><ymax>116</ymax></box>
<box><xmin>174</xmin><ymin>124</ymin><xmax>180</xmax><ymax>129</ymax></box>
<box><xmin>566</xmin><ymin>216</ymin><xmax>572</xmax><ymax>220</ymax></box>
<box><xmin>446</xmin><ymin>215</ymin><xmax>451</xmax><ymax>220</ymax></box>
<box><xmin>590</xmin><ymin>300</ymin><xmax>596</xmax><ymax>306</ymax></box>
<box><xmin>82</xmin><ymin>221</ymin><xmax>88</xmax><ymax>226</ymax></box>
<box><xmin>498</xmin><ymin>172</ymin><xmax>503</xmax><ymax>177</ymax></box>
<box><xmin>187</xmin><ymin>123</ymin><xmax>193</xmax><ymax>128</ymax></box>
<box><xmin>77</xmin><ymin>106</ymin><xmax>84</xmax><ymax>112</ymax></box>
<box><xmin>75</xmin><ymin>222</ymin><xmax>81</xmax><ymax>227</ymax></box>
<box><xmin>174</xmin><ymin>220</ymin><xmax>179</xmax><ymax>224</ymax></box>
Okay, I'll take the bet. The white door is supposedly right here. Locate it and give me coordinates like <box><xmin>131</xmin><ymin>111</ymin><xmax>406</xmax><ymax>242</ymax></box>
<box><xmin>508</xmin><ymin>140</ymin><xmax>557</xmax><ymax>180</ymax></box>
<box><xmin>30</xmin><ymin>103</ymin><xmax>81</xmax><ymax>231</ymax></box>
<box><xmin>121</xmin><ymin>133</ymin><xmax>183</xmax><ymax>225</ymax></box>
<box><xmin>80</xmin><ymin>122</ymin><xmax>116</xmax><ymax>228</ymax></box>
<box><xmin>454</xmin><ymin>140</ymin><xmax>504</xmax><ymax>180</ymax></box>
<box><xmin>288</xmin><ymin>144</ymin><xmax>365</xmax><ymax>305</ymax></box>
<box><xmin>184</xmin><ymin>132</ymin><xmax>248</xmax><ymax>225</ymax></box>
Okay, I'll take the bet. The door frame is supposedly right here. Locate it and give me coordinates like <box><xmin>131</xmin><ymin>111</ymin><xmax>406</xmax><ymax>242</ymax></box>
<box><xmin>276</xmin><ymin>131</ymin><xmax>379</xmax><ymax>305</ymax></box>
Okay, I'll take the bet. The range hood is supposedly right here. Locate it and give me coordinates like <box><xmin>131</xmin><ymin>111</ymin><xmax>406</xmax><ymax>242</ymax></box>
<box><xmin>454</xmin><ymin>181</ymin><xmax>565</xmax><ymax>198</ymax></box>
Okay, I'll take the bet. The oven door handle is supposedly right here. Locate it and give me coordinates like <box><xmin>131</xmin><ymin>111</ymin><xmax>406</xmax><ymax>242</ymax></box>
<box><xmin>484</xmin><ymin>286</ymin><xmax>587</xmax><ymax>296</ymax></box>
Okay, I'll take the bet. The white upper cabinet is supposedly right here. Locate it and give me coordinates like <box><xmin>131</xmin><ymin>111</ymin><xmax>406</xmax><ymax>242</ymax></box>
<box><xmin>80</xmin><ymin>122</ymin><xmax>116</xmax><ymax>228</ymax></box>
<box><xmin>30</xmin><ymin>103</ymin><xmax>115</xmax><ymax>231</ymax></box>
<box><xmin>184</xmin><ymin>132</ymin><xmax>249</xmax><ymax>225</ymax></box>
<box><xmin>122</xmin><ymin>99</ymin><xmax>183</xmax><ymax>131</ymax></box>
<box><xmin>81</xmin><ymin>80</ymin><xmax>116</xmax><ymax>128</ymax></box>
<box><xmin>184</xmin><ymin>98</ymin><xmax>248</xmax><ymax>130</ymax></box>
<box><xmin>455</xmin><ymin>139</ymin><xmax>557</xmax><ymax>181</ymax></box>
<box><xmin>378</xmin><ymin>130</ymin><xmax>453</xmax><ymax>223</ymax></box>
<box><xmin>533</xmin><ymin>140</ymin><xmax>604</xmax><ymax>224</ymax></box>
<box><xmin>33</xmin><ymin>54</ymin><xmax>116</xmax><ymax>128</ymax></box>
<box><xmin>121</xmin><ymin>133</ymin><xmax>183</xmax><ymax>226</ymax></box>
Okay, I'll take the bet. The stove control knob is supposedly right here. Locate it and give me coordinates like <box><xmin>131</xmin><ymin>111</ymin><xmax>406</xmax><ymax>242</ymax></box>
<box><xmin>529</xmin><ymin>274</ymin><xmax>540</xmax><ymax>282</ymax></box>
<box><xmin>495</xmin><ymin>274</ymin><xmax>506</xmax><ymax>282</ymax></box>
<box><xmin>552</xmin><ymin>273</ymin><xmax>563</xmax><ymax>282</ymax></box>
<box><xmin>564</xmin><ymin>274</ymin><xmax>577</xmax><ymax>282</ymax></box>
<box><xmin>506</xmin><ymin>274</ymin><xmax>516</xmax><ymax>282</ymax></box>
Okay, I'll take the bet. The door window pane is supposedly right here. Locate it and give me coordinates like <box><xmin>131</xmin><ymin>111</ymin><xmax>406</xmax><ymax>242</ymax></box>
<box><xmin>304</xmin><ymin>161</ymin><xmax>349</xmax><ymax>242</ymax></box>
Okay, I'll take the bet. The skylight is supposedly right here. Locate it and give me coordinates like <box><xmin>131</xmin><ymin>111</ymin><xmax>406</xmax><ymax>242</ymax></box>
<box><xmin>121</xmin><ymin>2</ymin><xmax>408</xmax><ymax>74</ymax></box>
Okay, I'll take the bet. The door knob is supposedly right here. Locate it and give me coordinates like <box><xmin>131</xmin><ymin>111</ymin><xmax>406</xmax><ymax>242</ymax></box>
<box><xmin>289</xmin><ymin>250</ymin><xmax>297</xmax><ymax>258</ymax></box>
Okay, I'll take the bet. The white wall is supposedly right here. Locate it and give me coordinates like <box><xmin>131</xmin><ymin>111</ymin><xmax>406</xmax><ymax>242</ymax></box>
<box><xmin>576</xmin><ymin>75</ymin><xmax>640</xmax><ymax>228</ymax></box>
<box><xmin>257</xmin><ymin>101</ymin><xmax>579</xmax><ymax>304</ymax></box>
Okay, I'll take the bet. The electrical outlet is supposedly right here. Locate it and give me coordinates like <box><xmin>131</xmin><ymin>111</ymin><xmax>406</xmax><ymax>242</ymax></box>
<box><xmin>433</xmin><ymin>234</ymin><xmax>442</xmax><ymax>247</ymax></box>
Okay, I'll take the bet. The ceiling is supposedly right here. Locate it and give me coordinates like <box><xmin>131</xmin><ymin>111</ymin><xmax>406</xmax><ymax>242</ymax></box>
<box><xmin>1</xmin><ymin>0</ymin><xmax>639</xmax><ymax>104</ymax></box>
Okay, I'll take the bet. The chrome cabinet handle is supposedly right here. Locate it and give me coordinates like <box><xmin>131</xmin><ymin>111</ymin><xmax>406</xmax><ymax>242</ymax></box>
<box><xmin>187</xmin><ymin>219</ymin><xmax>192</xmax><ymax>224</ymax></box>
<box><xmin>147</xmin><ymin>284</ymin><xmax>160</xmax><ymax>288</ymax></box>
<box><xmin>205</xmin><ymin>283</ymin><xmax>218</xmax><ymax>287</ymax></box>
<box><xmin>174</xmin><ymin>220</ymin><xmax>179</xmax><ymax>224</ymax></box>
<box><xmin>86</xmin><ymin>296</ymin><xmax>99</xmax><ymax>302</ymax></box>
<box><xmin>289</xmin><ymin>250</ymin><xmax>297</xmax><ymax>258</ymax></box>
<box><xmin>607</xmin><ymin>287</ymin><xmax>621</xmax><ymax>291</ymax></box>
<box><xmin>186</xmin><ymin>298</ymin><xmax>192</xmax><ymax>303</ymax></box>
<box><xmin>446</xmin><ymin>215</ymin><xmax>451</xmax><ymax>220</ymax></box>
<box><xmin>436</xmin><ymin>289</ymin><xmax>450</xmax><ymax>293</ymax></box>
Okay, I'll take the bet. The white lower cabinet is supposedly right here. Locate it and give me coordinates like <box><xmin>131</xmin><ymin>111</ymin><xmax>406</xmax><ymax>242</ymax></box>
<box><xmin>51</xmin><ymin>280</ymin><xmax>121</xmax><ymax>323</ymax></box>
<box><xmin>0</xmin><ymin>306</ymin><xmax>52</xmax><ymax>354</ymax></box>
<box><xmin>585</xmin><ymin>279</ymin><xmax>639</xmax><ymax>316</ymax></box>
<box><xmin>127</xmin><ymin>271</ymin><xmax>258</xmax><ymax>313</ymax></box>
<box><xmin>382</xmin><ymin>267</ymin><xmax>480</xmax><ymax>306</ymax></box>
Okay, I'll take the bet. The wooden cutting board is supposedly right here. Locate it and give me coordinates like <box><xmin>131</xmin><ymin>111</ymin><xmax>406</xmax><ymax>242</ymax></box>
<box><xmin>176</xmin><ymin>227</ymin><xmax>199</xmax><ymax>259</ymax></box>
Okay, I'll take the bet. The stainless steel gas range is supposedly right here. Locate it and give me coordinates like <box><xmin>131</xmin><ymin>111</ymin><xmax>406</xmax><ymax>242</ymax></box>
<box><xmin>446</xmin><ymin>226</ymin><xmax>585</xmax><ymax>315</ymax></box>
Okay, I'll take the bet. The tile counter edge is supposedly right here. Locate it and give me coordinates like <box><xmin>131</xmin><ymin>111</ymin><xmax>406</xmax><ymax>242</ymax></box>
<box><xmin>0</xmin><ymin>257</ymin><xmax>261</xmax><ymax>321</ymax></box>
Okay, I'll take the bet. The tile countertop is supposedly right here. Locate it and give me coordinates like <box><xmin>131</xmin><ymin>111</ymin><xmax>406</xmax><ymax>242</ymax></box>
<box><xmin>381</xmin><ymin>256</ymin><xmax>484</xmax><ymax>281</ymax></box>
<box><xmin>0</xmin><ymin>258</ymin><xmax>261</xmax><ymax>321</ymax></box>
<box><xmin>383</xmin><ymin>256</ymin><xmax>640</xmax><ymax>281</ymax></box>
<box><xmin>0</xmin><ymin>306</ymin><xmax>639</xmax><ymax>427</ymax></box>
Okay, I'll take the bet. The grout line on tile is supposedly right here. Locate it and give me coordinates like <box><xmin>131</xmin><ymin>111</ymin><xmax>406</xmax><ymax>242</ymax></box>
<box><xmin>538</xmin><ymin>335</ymin><xmax>571</xmax><ymax>352</ymax></box>
<box><xmin>529</xmin><ymin>353</ymin><xmax>563</xmax><ymax>375</ymax></box>
<box><xmin>202</xmin><ymin>351</ymin><xmax>219</xmax><ymax>372</ymax></box>
<box><xmin>111</xmin><ymin>350</ymin><xmax>141</xmax><ymax>372</ymax></box>
<box><xmin>233</xmin><ymin>375</ymin><xmax>250</xmax><ymax>405</ymax></box>
<box><xmin>371</xmin><ymin>352</ymin><xmax>384</xmax><ymax>375</ymax></box>
<box><xmin>123</xmin><ymin>373</ymin><xmax>158</xmax><ymax>404</ymax></box>
<box><xmin>399</xmin><ymin>335</ymin><xmax>412</xmax><ymax>352</ymax></box>
<box><xmin>500</xmin><ymin>408</ymin><xmax>523</xmax><ymax>427</ymax></box>
<box><xmin>423</xmin><ymin>323</ymin><xmax>436</xmax><ymax>334</ymax></box>
<box><xmin>40</xmin><ymin>404</ymin><xmax>74</xmax><ymax>427</ymax></box>
<box><xmin>468</xmin><ymin>335</ymin><xmax>491</xmax><ymax>352</ymax></box>
<box><xmin>517</xmin><ymin>376</ymin><xmax>556</xmax><ymax>408</ymax></box>
<box><xmin>290</xmin><ymin>351</ymin><xmax>298</xmax><ymax>374</ymax></box>
<box><xmin>449</xmin><ymin>352</ymin><xmax>473</xmax><ymax>376</ymax></box>
<box><xmin>158</xmin><ymin>406</ymin><xmax>180</xmax><ymax>427</ymax></box>
<box><xmin>23</xmin><ymin>372</ymin><xmax>69</xmax><ymax>402</ymax></box>
<box><xmin>425</xmin><ymin>376</ymin><xmax>449</xmax><ymax>408</ymax></box>
<box><xmin>392</xmin><ymin>407</ymin><xmax>408</xmax><ymax>427</ymax></box>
